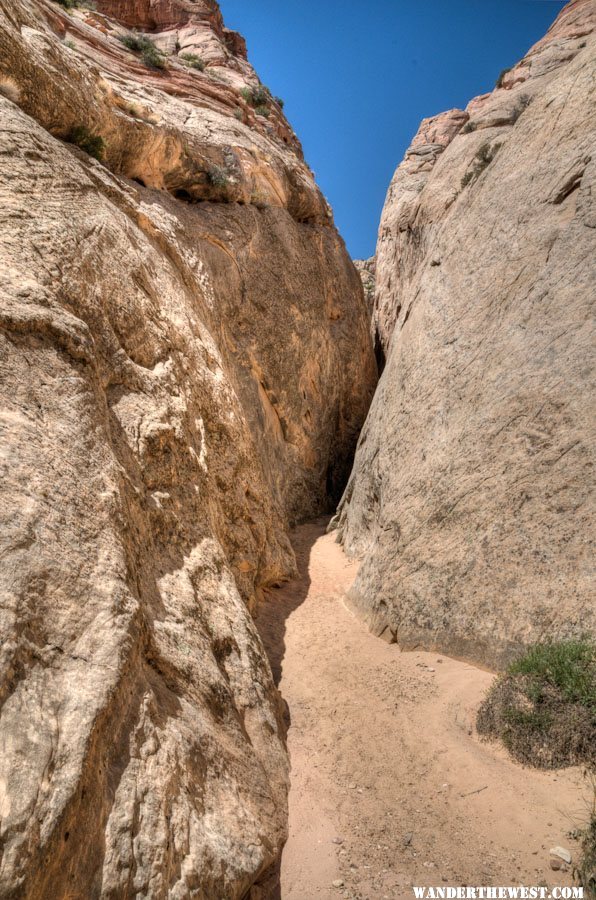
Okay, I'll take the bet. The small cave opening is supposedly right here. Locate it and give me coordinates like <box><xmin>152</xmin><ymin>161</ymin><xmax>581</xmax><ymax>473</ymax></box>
<box><xmin>173</xmin><ymin>188</ymin><xmax>194</xmax><ymax>202</ymax></box>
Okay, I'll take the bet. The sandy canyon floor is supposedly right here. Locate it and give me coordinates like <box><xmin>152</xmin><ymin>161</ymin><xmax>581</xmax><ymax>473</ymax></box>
<box><xmin>256</xmin><ymin>520</ymin><xmax>589</xmax><ymax>900</ymax></box>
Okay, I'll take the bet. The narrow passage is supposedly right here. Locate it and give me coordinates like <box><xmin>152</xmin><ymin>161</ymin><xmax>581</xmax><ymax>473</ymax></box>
<box><xmin>256</xmin><ymin>520</ymin><xmax>586</xmax><ymax>900</ymax></box>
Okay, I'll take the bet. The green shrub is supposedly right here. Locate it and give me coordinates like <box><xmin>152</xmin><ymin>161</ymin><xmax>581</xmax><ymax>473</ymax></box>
<box><xmin>240</xmin><ymin>84</ymin><xmax>271</xmax><ymax>109</ymax></box>
<box><xmin>142</xmin><ymin>44</ymin><xmax>166</xmax><ymax>69</ymax></box>
<box><xmin>179</xmin><ymin>52</ymin><xmax>205</xmax><ymax>71</ymax></box>
<box><xmin>118</xmin><ymin>32</ymin><xmax>146</xmax><ymax>52</ymax></box>
<box><xmin>119</xmin><ymin>32</ymin><xmax>166</xmax><ymax>69</ymax></box>
<box><xmin>67</xmin><ymin>125</ymin><xmax>105</xmax><ymax>160</ymax></box>
<box><xmin>253</xmin><ymin>104</ymin><xmax>270</xmax><ymax>118</ymax></box>
<box><xmin>508</xmin><ymin>639</ymin><xmax>596</xmax><ymax>705</ymax></box>
<box><xmin>477</xmin><ymin>638</ymin><xmax>596</xmax><ymax>769</ymax></box>
<box><xmin>252</xmin><ymin>85</ymin><xmax>270</xmax><ymax>106</ymax></box>
<box><xmin>206</xmin><ymin>164</ymin><xmax>229</xmax><ymax>188</ymax></box>
<box><xmin>273</xmin><ymin>96</ymin><xmax>284</xmax><ymax>109</ymax></box>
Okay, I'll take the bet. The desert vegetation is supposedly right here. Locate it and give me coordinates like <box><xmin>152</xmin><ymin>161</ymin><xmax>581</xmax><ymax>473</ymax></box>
<box><xmin>119</xmin><ymin>32</ymin><xmax>166</xmax><ymax>69</ymax></box>
<box><xmin>179</xmin><ymin>52</ymin><xmax>205</xmax><ymax>71</ymax></box>
<box><xmin>477</xmin><ymin>638</ymin><xmax>596</xmax><ymax>769</ymax></box>
<box><xmin>66</xmin><ymin>124</ymin><xmax>105</xmax><ymax>160</ymax></box>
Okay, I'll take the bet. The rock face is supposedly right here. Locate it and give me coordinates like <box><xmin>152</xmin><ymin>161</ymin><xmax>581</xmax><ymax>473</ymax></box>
<box><xmin>336</xmin><ymin>0</ymin><xmax>596</xmax><ymax>668</ymax></box>
<box><xmin>0</xmin><ymin>1</ymin><xmax>376</xmax><ymax>896</ymax></box>
<box><xmin>353</xmin><ymin>257</ymin><xmax>376</xmax><ymax>318</ymax></box>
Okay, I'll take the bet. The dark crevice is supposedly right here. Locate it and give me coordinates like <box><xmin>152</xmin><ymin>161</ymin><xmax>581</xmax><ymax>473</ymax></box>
<box><xmin>173</xmin><ymin>188</ymin><xmax>193</xmax><ymax>202</ymax></box>
<box><xmin>552</xmin><ymin>169</ymin><xmax>586</xmax><ymax>205</ymax></box>
<box><xmin>373</xmin><ymin>331</ymin><xmax>386</xmax><ymax>375</ymax></box>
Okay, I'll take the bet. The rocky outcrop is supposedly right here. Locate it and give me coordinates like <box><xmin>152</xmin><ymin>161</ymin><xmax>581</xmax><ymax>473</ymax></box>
<box><xmin>353</xmin><ymin>257</ymin><xmax>376</xmax><ymax>317</ymax></box>
<box><xmin>335</xmin><ymin>0</ymin><xmax>596</xmax><ymax>668</ymax></box>
<box><xmin>0</xmin><ymin>1</ymin><xmax>376</xmax><ymax>896</ymax></box>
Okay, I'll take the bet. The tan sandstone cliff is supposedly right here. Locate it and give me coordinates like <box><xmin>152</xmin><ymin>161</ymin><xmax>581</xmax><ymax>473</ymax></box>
<box><xmin>335</xmin><ymin>0</ymin><xmax>596</xmax><ymax>667</ymax></box>
<box><xmin>0</xmin><ymin>1</ymin><xmax>376</xmax><ymax>896</ymax></box>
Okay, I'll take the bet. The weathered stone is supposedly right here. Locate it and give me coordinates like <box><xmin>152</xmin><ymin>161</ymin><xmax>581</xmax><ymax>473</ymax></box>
<box><xmin>550</xmin><ymin>846</ymin><xmax>572</xmax><ymax>864</ymax></box>
<box><xmin>335</xmin><ymin>0</ymin><xmax>596</xmax><ymax>668</ymax></box>
<box><xmin>353</xmin><ymin>257</ymin><xmax>376</xmax><ymax>319</ymax></box>
<box><xmin>0</xmin><ymin>0</ymin><xmax>376</xmax><ymax>896</ymax></box>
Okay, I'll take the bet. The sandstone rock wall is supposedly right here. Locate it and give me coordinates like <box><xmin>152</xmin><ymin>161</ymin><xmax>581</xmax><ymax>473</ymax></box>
<box><xmin>353</xmin><ymin>257</ymin><xmax>376</xmax><ymax>318</ymax></box>
<box><xmin>0</xmin><ymin>1</ymin><xmax>376</xmax><ymax>896</ymax></box>
<box><xmin>335</xmin><ymin>0</ymin><xmax>596</xmax><ymax>668</ymax></box>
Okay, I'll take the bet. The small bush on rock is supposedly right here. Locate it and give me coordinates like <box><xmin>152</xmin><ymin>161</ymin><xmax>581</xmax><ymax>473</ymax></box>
<box><xmin>179</xmin><ymin>53</ymin><xmax>205</xmax><ymax>71</ymax></box>
<box><xmin>461</xmin><ymin>142</ymin><xmax>501</xmax><ymax>188</ymax></box>
<box><xmin>460</xmin><ymin>121</ymin><xmax>476</xmax><ymax>135</ymax></box>
<box><xmin>119</xmin><ymin>32</ymin><xmax>166</xmax><ymax>69</ymax></box>
<box><xmin>206</xmin><ymin>165</ymin><xmax>229</xmax><ymax>188</ymax></box>
<box><xmin>240</xmin><ymin>84</ymin><xmax>271</xmax><ymax>109</ymax></box>
<box><xmin>142</xmin><ymin>45</ymin><xmax>166</xmax><ymax>69</ymax></box>
<box><xmin>254</xmin><ymin>105</ymin><xmax>270</xmax><ymax>118</ymax></box>
<box><xmin>477</xmin><ymin>638</ymin><xmax>596</xmax><ymax>769</ymax></box>
<box><xmin>496</xmin><ymin>66</ymin><xmax>513</xmax><ymax>88</ymax></box>
<box><xmin>66</xmin><ymin>125</ymin><xmax>105</xmax><ymax>160</ymax></box>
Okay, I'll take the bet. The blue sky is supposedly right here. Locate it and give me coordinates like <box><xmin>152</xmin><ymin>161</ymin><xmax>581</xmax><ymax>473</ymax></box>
<box><xmin>219</xmin><ymin>0</ymin><xmax>566</xmax><ymax>259</ymax></box>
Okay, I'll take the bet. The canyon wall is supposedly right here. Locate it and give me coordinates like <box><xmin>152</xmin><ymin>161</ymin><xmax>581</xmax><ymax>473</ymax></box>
<box><xmin>335</xmin><ymin>0</ymin><xmax>595</xmax><ymax>668</ymax></box>
<box><xmin>0</xmin><ymin>1</ymin><xmax>376</xmax><ymax>896</ymax></box>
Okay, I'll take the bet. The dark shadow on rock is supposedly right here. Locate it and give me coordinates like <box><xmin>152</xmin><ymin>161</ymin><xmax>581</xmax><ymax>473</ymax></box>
<box><xmin>255</xmin><ymin>517</ymin><xmax>328</xmax><ymax>690</ymax></box>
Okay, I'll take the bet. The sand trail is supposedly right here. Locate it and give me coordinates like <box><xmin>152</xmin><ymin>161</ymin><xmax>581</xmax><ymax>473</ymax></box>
<box><xmin>256</xmin><ymin>520</ymin><xmax>588</xmax><ymax>900</ymax></box>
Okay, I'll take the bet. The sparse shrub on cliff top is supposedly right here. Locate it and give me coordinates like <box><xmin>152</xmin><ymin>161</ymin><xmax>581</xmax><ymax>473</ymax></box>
<box><xmin>496</xmin><ymin>66</ymin><xmax>513</xmax><ymax>88</ymax></box>
<box><xmin>273</xmin><ymin>96</ymin><xmax>284</xmax><ymax>109</ymax></box>
<box><xmin>477</xmin><ymin>637</ymin><xmax>596</xmax><ymax>769</ymax></box>
<box><xmin>66</xmin><ymin>125</ymin><xmax>105</xmax><ymax>160</ymax></box>
<box><xmin>179</xmin><ymin>53</ymin><xmax>205</xmax><ymax>71</ymax></box>
<box><xmin>119</xmin><ymin>32</ymin><xmax>166</xmax><ymax>70</ymax></box>
<box><xmin>240</xmin><ymin>84</ymin><xmax>272</xmax><ymax>109</ymax></box>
